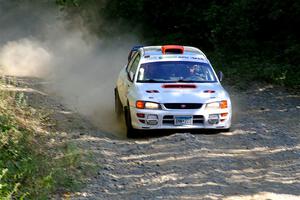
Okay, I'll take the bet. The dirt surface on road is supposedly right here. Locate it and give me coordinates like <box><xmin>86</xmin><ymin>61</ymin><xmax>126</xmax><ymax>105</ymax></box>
<box><xmin>4</xmin><ymin>77</ymin><xmax>300</xmax><ymax>200</ymax></box>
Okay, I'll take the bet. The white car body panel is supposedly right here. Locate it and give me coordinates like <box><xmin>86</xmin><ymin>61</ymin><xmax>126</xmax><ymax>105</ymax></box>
<box><xmin>116</xmin><ymin>45</ymin><xmax>232</xmax><ymax>131</ymax></box>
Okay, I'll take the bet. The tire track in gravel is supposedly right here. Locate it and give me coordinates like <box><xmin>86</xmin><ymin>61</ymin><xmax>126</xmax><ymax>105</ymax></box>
<box><xmin>7</xmin><ymin>77</ymin><xmax>300</xmax><ymax>200</ymax></box>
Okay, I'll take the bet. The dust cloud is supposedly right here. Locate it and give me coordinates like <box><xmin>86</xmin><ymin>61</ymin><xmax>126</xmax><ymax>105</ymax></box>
<box><xmin>0</xmin><ymin>1</ymin><xmax>138</xmax><ymax>135</ymax></box>
<box><xmin>0</xmin><ymin>39</ymin><xmax>52</xmax><ymax>77</ymax></box>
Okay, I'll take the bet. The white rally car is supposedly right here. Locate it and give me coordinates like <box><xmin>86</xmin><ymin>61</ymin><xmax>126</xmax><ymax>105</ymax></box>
<box><xmin>115</xmin><ymin>45</ymin><xmax>231</xmax><ymax>137</ymax></box>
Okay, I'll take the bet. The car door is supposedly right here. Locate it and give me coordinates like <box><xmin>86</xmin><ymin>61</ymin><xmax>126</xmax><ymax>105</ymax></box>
<box><xmin>120</xmin><ymin>53</ymin><xmax>141</xmax><ymax>106</ymax></box>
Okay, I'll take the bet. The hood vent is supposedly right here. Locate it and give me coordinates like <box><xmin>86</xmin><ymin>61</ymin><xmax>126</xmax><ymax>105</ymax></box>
<box><xmin>204</xmin><ymin>90</ymin><xmax>215</xmax><ymax>93</ymax></box>
<box><xmin>162</xmin><ymin>84</ymin><xmax>197</xmax><ymax>89</ymax></box>
<box><xmin>146</xmin><ymin>90</ymin><xmax>159</xmax><ymax>93</ymax></box>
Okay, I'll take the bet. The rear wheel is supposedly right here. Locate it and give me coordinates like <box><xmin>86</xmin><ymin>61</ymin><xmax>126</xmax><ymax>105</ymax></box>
<box><xmin>124</xmin><ymin>107</ymin><xmax>138</xmax><ymax>138</ymax></box>
<box><xmin>114</xmin><ymin>88</ymin><xmax>122</xmax><ymax>116</ymax></box>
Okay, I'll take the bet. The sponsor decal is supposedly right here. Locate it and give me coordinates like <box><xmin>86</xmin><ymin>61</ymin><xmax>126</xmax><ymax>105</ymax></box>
<box><xmin>178</xmin><ymin>56</ymin><xmax>189</xmax><ymax>59</ymax></box>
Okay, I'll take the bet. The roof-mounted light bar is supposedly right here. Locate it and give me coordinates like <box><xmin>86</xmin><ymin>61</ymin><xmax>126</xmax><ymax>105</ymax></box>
<box><xmin>161</xmin><ymin>45</ymin><xmax>184</xmax><ymax>54</ymax></box>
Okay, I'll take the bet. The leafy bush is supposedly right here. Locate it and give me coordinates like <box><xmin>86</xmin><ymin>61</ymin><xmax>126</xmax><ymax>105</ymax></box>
<box><xmin>0</xmin><ymin>106</ymin><xmax>55</xmax><ymax>199</ymax></box>
<box><xmin>0</xmin><ymin>115</ymin><xmax>33</xmax><ymax>198</ymax></box>
<box><xmin>0</xmin><ymin>82</ymin><xmax>85</xmax><ymax>199</ymax></box>
<box><xmin>210</xmin><ymin>53</ymin><xmax>300</xmax><ymax>88</ymax></box>
<box><xmin>56</xmin><ymin>0</ymin><xmax>300</xmax><ymax>88</ymax></box>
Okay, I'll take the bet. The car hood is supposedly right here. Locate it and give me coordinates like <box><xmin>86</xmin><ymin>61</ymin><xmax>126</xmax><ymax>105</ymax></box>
<box><xmin>133</xmin><ymin>83</ymin><xmax>229</xmax><ymax>103</ymax></box>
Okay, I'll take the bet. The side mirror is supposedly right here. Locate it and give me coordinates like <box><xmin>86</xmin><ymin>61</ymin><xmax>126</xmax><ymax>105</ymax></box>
<box><xmin>218</xmin><ymin>71</ymin><xmax>223</xmax><ymax>82</ymax></box>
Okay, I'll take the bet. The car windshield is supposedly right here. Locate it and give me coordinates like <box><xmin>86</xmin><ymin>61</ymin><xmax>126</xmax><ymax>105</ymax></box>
<box><xmin>137</xmin><ymin>61</ymin><xmax>217</xmax><ymax>83</ymax></box>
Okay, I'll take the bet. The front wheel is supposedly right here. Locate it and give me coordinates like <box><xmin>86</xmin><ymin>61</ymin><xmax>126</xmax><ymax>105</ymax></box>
<box><xmin>124</xmin><ymin>107</ymin><xmax>138</xmax><ymax>138</ymax></box>
<box><xmin>222</xmin><ymin>128</ymin><xmax>231</xmax><ymax>132</ymax></box>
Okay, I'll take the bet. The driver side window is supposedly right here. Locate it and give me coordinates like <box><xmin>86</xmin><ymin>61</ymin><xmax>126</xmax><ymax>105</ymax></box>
<box><xmin>127</xmin><ymin>54</ymin><xmax>141</xmax><ymax>81</ymax></box>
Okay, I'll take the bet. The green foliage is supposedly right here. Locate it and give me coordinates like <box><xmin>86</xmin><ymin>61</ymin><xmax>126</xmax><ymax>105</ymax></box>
<box><xmin>55</xmin><ymin>0</ymin><xmax>81</xmax><ymax>7</ymax></box>
<box><xmin>0</xmin><ymin>115</ymin><xmax>81</xmax><ymax>199</ymax></box>
<box><xmin>0</xmin><ymin>115</ymin><xmax>34</xmax><ymax>199</ymax></box>
<box><xmin>210</xmin><ymin>53</ymin><xmax>300</xmax><ymax>88</ymax></box>
<box><xmin>56</xmin><ymin>0</ymin><xmax>300</xmax><ymax>88</ymax></box>
<box><xmin>0</xmin><ymin>88</ymin><xmax>85</xmax><ymax>199</ymax></box>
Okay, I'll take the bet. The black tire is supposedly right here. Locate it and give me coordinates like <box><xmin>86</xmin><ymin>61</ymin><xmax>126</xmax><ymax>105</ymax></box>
<box><xmin>114</xmin><ymin>88</ymin><xmax>122</xmax><ymax>116</ymax></box>
<box><xmin>215</xmin><ymin>128</ymin><xmax>231</xmax><ymax>133</ymax></box>
<box><xmin>124</xmin><ymin>107</ymin><xmax>138</xmax><ymax>138</ymax></box>
<box><xmin>222</xmin><ymin>128</ymin><xmax>231</xmax><ymax>132</ymax></box>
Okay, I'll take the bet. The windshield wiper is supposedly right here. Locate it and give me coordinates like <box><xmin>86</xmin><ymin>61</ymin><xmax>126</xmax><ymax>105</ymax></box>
<box><xmin>176</xmin><ymin>79</ymin><xmax>215</xmax><ymax>83</ymax></box>
<box><xmin>138</xmin><ymin>79</ymin><xmax>176</xmax><ymax>83</ymax></box>
<box><xmin>176</xmin><ymin>79</ymin><xmax>200</xmax><ymax>83</ymax></box>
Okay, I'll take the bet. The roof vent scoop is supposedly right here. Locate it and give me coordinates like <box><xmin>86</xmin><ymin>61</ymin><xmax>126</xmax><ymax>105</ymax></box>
<box><xmin>161</xmin><ymin>45</ymin><xmax>184</xmax><ymax>54</ymax></box>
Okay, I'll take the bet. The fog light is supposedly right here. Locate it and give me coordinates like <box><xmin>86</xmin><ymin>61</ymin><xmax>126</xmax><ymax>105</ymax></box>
<box><xmin>137</xmin><ymin>113</ymin><xmax>145</xmax><ymax>118</ymax></box>
<box><xmin>146</xmin><ymin>114</ymin><xmax>158</xmax><ymax>125</ymax></box>
<box><xmin>221</xmin><ymin>113</ymin><xmax>228</xmax><ymax>117</ymax></box>
<box><xmin>208</xmin><ymin>114</ymin><xmax>219</xmax><ymax>124</ymax></box>
<box><xmin>139</xmin><ymin>119</ymin><xmax>146</xmax><ymax>124</ymax></box>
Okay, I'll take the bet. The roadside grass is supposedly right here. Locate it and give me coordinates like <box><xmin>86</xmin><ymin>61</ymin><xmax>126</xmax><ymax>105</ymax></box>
<box><xmin>0</xmin><ymin>76</ymin><xmax>93</xmax><ymax>199</ymax></box>
<box><xmin>208</xmin><ymin>52</ymin><xmax>300</xmax><ymax>89</ymax></box>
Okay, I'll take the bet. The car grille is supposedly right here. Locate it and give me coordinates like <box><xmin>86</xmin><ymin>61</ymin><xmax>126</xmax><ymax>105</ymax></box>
<box><xmin>163</xmin><ymin>103</ymin><xmax>203</xmax><ymax>109</ymax></box>
<box><xmin>163</xmin><ymin>115</ymin><xmax>204</xmax><ymax>125</ymax></box>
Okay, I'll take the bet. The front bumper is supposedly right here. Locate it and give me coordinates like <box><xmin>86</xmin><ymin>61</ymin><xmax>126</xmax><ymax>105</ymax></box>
<box><xmin>130</xmin><ymin>106</ymin><xmax>231</xmax><ymax>130</ymax></box>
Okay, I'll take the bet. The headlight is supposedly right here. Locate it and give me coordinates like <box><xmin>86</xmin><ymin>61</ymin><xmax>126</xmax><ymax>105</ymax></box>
<box><xmin>145</xmin><ymin>102</ymin><xmax>160</xmax><ymax>109</ymax></box>
<box><xmin>206</xmin><ymin>102</ymin><xmax>220</xmax><ymax>109</ymax></box>
<box><xmin>136</xmin><ymin>101</ymin><xmax>160</xmax><ymax>109</ymax></box>
<box><xmin>206</xmin><ymin>100</ymin><xmax>228</xmax><ymax>109</ymax></box>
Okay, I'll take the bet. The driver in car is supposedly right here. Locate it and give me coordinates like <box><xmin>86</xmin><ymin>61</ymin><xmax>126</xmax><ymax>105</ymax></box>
<box><xmin>186</xmin><ymin>64</ymin><xmax>206</xmax><ymax>81</ymax></box>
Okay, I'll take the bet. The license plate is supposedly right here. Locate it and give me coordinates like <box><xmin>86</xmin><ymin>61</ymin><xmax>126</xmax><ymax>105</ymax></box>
<box><xmin>174</xmin><ymin>116</ymin><xmax>193</xmax><ymax>126</ymax></box>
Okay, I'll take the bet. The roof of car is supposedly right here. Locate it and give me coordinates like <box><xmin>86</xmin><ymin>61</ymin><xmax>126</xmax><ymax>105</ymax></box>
<box><xmin>140</xmin><ymin>46</ymin><xmax>207</xmax><ymax>58</ymax></box>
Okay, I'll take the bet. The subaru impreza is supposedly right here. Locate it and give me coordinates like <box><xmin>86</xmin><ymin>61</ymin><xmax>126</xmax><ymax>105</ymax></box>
<box><xmin>115</xmin><ymin>45</ymin><xmax>231</xmax><ymax>137</ymax></box>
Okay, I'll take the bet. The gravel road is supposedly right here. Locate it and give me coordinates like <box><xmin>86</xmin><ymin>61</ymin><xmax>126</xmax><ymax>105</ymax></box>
<box><xmin>6</xmin><ymin>77</ymin><xmax>300</xmax><ymax>200</ymax></box>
